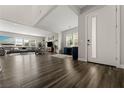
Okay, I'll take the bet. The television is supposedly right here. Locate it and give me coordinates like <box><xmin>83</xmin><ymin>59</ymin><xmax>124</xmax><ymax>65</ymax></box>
<box><xmin>47</xmin><ymin>42</ymin><xmax>53</xmax><ymax>47</ymax></box>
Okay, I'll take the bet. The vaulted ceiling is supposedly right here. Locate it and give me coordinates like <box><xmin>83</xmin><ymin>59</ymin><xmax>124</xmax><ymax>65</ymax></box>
<box><xmin>0</xmin><ymin>5</ymin><xmax>85</xmax><ymax>33</ymax></box>
<box><xmin>0</xmin><ymin>5</ymin><xmax>55</xmax><ymax>26</ymax></box>
<box><xmin>36</xmin><ymin>6</ymin><xmax>78</xmax><ymax>32</ymax></box>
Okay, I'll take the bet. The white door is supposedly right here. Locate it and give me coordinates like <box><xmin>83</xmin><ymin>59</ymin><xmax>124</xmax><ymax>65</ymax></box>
<box><xmin>87</xmin><ymin>6</ymin><xmax>117</xmax><ymax>66</ymax></box>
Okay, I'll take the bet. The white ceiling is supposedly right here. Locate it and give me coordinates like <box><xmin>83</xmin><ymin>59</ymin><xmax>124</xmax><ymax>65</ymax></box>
<box><xmin>0</xmin><ymin>5</ymin><xmax>33</xmax><ymax>26</ymax></box>
<box><xmin>0</xmin><ymin>19</ymin><xmax>52</xmax><ymax>37</ymax></box>
<box><xmin>0</xmin><ymin>5</ymin><xmax>54</xmax><ymax>26</ymax></box>
<box><xmin>36</xmin><ymin>6</ymin><xmax>78</xmax><ymax>32</ymax></box>
<box><xmin>0</xmin><ymin>5</ymin><xmax>85</xmax><ymax>33</ymax></box>
<box><xmin>32</xmin><ymin>5</ymin><xmax>55</xmax><ymax>26</ymax></box>
<box><xmin>76</xmin><ymin>5</ymin><xmax>86</xmax><ymax>9</ymax></box>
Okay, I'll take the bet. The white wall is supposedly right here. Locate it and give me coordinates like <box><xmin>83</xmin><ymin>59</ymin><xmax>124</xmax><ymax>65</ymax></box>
<box><xmin>79</xmin><ymin>5</ymin><xmax>124</xmax><ymax>67</ymax></box>
<box><xmin>0</xmin><ymin>19</ymin><xmax>52</xmax><ymax>37</ymax></box>
<box><xmin>120</xmin><ymin>6</ymin><xmax>124</xmax><ymax>66</ymax></box>
<box><xmin>78</xmin><ymin>13</ymin><xmax>86</xmax><ymax>61</ymax></box>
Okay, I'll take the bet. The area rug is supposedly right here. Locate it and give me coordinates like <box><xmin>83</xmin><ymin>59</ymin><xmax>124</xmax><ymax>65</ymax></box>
<box><xmin>51</xmin><ymin>54</ymin><xmax>72</xmax><ymax>59</ymax></box>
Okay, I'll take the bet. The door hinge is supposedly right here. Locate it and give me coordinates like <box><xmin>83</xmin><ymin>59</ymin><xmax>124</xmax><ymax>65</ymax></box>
<box><xmin>116</xmin><ymin>24</ymin><xmax>117</xmax><ymax>28</ymax></box>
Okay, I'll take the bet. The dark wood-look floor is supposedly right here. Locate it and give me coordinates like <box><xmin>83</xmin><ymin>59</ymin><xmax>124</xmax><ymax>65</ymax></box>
<box><xmin>0</xmin><ymin>53</ymin><xmax>124</xmax><ymax>88</ymax></box>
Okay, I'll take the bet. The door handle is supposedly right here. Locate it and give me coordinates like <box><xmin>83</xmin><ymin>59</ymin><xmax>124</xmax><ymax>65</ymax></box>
<box><xmin>87</xmin><ymin>40</ymin><xmax>90</xmax><ymax>42</ymax></box>
<box><xmin>87</xmin><ymin>39</ymin><xmax>92</xmax><ymax>45</ymax></box>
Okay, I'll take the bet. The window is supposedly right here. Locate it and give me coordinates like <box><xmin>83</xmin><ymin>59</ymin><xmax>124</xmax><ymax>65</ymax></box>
<box><xmin>73</xmin><ymin>32</ymin><xmax>78</xmax><ymax>46</ymax></box>
<box><xmin>66</xmin><ymin>34</ymin><xmax>73</xmax><ymax>47</ymax></box>
<box><xmin>30</xmin><ymin>40</ymin><xmax>36</xmax><ymax>47</ymax></box>
<box><xmin>24</xmin><ymin>39</ymin><xmax>29</xmax><ymax>46</ymax></box>
<box><xmin>66</xmin><ymin>32</ymin><xmax>78</xmax><ymax>47</ymax></box>
<box><xmin>15</xmin><ymin>38</ymin><xmax>23</xmax><ymax>46</ymax></box>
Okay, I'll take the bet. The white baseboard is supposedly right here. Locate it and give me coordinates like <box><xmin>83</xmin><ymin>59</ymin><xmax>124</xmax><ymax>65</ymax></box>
<box><xmin>78</xmin><ymin>58</ymin><xmax>124</xmax><ymax>69</ymax></box>
<box><xmin>78</xmin><ymin>58</ymin><xmax>87</xmax><ymax>62</ymax></box>
<box><xmin>118</xmin><ymin>65</ymin><xmax>124</xmax><ymax>69</ymax></box>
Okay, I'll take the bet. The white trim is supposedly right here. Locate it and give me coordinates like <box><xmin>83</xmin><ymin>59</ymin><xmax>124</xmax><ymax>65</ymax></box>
<box><xmin>33</xmin><ymin>6</ymin><xmax>58</xmax><ymax>26</ymax></box>
<box><xmin>118</xmin><ymin>65</ymin><xmax>124</xmax><ymax>69</ymax></box>
<box><xmin>68</xmin><ymin>5</ymin><xmax>80</xmax><ymax>15</ymax></box>
<box><xmin>78</xmin><ymin>58</ymin><xmax>87</xmax><ymax>62</ymax></box>
<box><xmin>116</xmin><ymin>6</ymin><xmax>121</xmax><ymax>67</ymax></box>
<box><xmin>85</xmin><ymin>14</ymin><xmax>88</xmax><ymax>62</ymax></box>
<box><xmin>84</xmin><ymin>6</ymin><xmax>106</xmax><ymax>64</ymax></box>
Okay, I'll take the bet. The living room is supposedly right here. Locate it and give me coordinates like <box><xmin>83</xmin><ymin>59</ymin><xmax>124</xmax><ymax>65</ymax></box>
<box><xmin>0</xmin><ymin>5</ymin><xmax>81</xmax><ymax>88</ymax></box>
<box><xmin>0</xmin><ymin>5</ymin><xmax>79</xmax><ymax>58</ymax></box>
<box><xmin>1</xmin><ymin>4</ymin><xmax>124</xmax><ymax>89</ymax></box>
